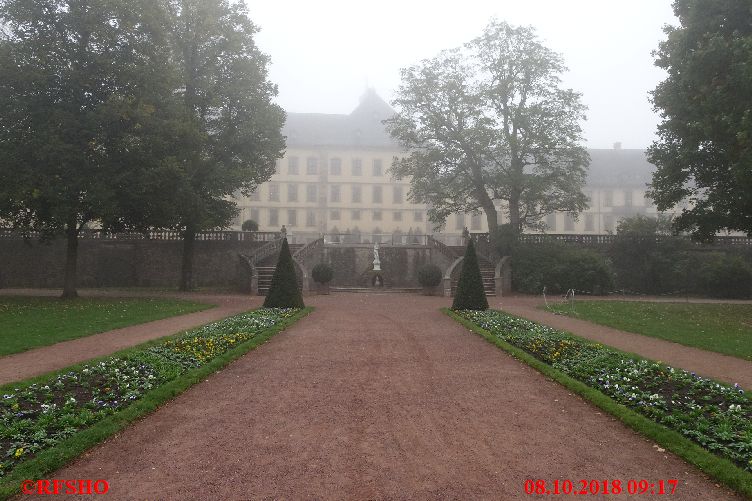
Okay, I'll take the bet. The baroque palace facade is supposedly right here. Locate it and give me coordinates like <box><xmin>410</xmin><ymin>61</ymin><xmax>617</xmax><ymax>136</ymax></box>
<box><xmin>232</xmin><ymin>89</ymin><xmax>665</xmax><ymax>243</ymax></box>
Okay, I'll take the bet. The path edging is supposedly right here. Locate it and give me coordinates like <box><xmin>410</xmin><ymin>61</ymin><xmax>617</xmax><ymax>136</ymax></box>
<box><xmin>0</xmin><ymin>308</ymin><xmax>313</xmax><ymax>500</ymax></box>
<box><xmin>444</xmin><ymin>308</ymin><xmax>752</xmax><ymax>499</ymax></box>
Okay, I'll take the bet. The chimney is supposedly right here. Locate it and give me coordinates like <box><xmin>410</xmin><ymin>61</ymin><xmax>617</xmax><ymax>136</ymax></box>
<box><xmin>613</xmin><ymin>142</ymin><xmax>622</xmax><ymax>150</ymax></box>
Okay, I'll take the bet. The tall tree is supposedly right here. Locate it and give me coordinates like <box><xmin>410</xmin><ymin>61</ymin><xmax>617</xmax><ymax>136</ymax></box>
<box><xmin>0</xmin><ymin>0</ymin><xmax>175</xmax><ymax>297</ymax></box>
<box><xmin>164</xmin><ymin>0</ymin><xmax>285</xmax><ymax>290</ymax></box>
<box><xmin>647</xmin><ymin>0</ymin><xmax>752</xmax><ymax>240</ymax></box>
<box><xmin>387</xmin><ymin>20</ymin><xmax>589</xmax><ymax>234</ymax></box>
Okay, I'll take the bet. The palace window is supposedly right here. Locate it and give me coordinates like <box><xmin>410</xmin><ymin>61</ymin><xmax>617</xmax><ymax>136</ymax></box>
<box><xmin>372</xmin><ymin>186</ymin><xmax>382</xmax><ymax>204</ymax></box>
<box><xmin>545</xmin><ymin>213</ymin><xmax>557</xmax><ymax>231</ymax></box>
<box><xmin>393</xmin><ymin>186</ymin><xmax>403</xmax><ymax>204</ymax></box>
<box><xmin>287</xmin><ymin>156</ymin><xmax>299</xmax><ymax>175</ymax></box>
<box><xmin>268</xmin><ymin>184</ymin><xmax>279</xmax><ymax>202</ymax></box>
<box><xmin>373</xmin><ymin>210</ymin><xmax>382</xmax><ymax>221</ymax></box>
<box><xmin>306</xmin><ymin>184</ymin><xmax>318</xmax><ymax>203</ymax></box>
<box><xmin>352</xmin><ymin>210</ymin><xmax>361</xmax><ymax>220</ymax></box>
<box><xmin>287</xmin><ymin>209</ymin><xmax>297</xmax><ymax>227</ymax></box>
<box><xmin>585</xmin><ymin>214</ymin><xmax>594</xmax><ymax>231</ymax></box>
<box><xmin>269</xmin><ymin>208</ymin><xmax>278</xmax><ymax>226</ymax></box>
<box><xmin>373</xmin><ymin>159</ymin><xmax>383</xmax><ymax>177</ymax></box>
<box><xmin>564</xmin><ymin>214</ymin><xmax>575</xmax><ymax>232</ymax></box>
<box><xmin>330</xmin><ymin>158</ymin><xmax>342</xmax><ymax>176</ymax></box>
<box><xmin>393</xmin><ymin>211</ymin><xmax>402</xmax><ymax>221</ymax></box>
<box><xmin>455</xmin><ymin>213</ymin><xmax>465</xmax><ymax>230</ymax></box>
<box><xmin>306</xmin><ymin>157</ymin><xmax>318</xmax><ymax>175</ymax></box>
<box><xmin>351</xmin><ymin>185</ymin><xmax>362</xmax><ymax>203</ymax></box>
<box><xmin>471</xmin><ymin>213</ymin><xmax>482</xmax><ymax>230</ymax></box>
<box><xmin>330</xmin><ymin>185</ymin><xmax>341</xmax><ymax>203</ymax></box>
<box><xmin>287</xmin><ymin>184</ymin><xmax>298</xmax><ymax>202</ymax></box>
<box><xmin>352</xmin><ymin>158</ymin><xmax>362</xmax><ymax>176</ymax></box>
<box><xmin>306</xmin><ymin>210</ymin><xmax>316</xmax><ymax>227</ymax></box>
<box><xmin>414</xmin><ymin>211</ymin><xmax>424</xmax><ymax>222</ymax></box>
<box><xmin>330</xmin><ymin>210</ymin><xmax>340</xmax><ymax>221</ymax></box>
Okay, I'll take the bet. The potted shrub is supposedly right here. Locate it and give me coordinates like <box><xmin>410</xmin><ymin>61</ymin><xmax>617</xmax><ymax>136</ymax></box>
<box><xmin>417</xmin><ymin>263</ymin><xmax>443</xmax><ymax>296</ymax></box>
<box><xmin>241</xmin><ymin>219</ymin><xmax>259</xmax><ymax>232</ymax></box>
<box><xmin>312</xmin><ymin>263</ymin><xmax>334</xmax><ymax>294</ymax></box>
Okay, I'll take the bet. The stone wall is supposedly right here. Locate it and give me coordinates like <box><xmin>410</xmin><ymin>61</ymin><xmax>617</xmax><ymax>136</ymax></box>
<box><xmin>0</xmin><ymin>237</ymin><xmax>264</xmax><ymax>290</ymax></box>
<box><xmin>321</xmin><ymin>244</ymin><xmax>453</xmax><ymax>288</ymax></box>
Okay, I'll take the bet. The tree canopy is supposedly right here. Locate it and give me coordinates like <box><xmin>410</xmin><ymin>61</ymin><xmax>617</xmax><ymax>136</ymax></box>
<box><xmin>0</xmin><ymin>0</ymin><xmax>175</xmax><ymax>297</ymax></box>
<box><xmin>0</xmin><ymin>0</ymin><xmax>285</xmax><ymax>295</ymax></box>
<box><xmin>647</xmin><ymin>0</ymin><xmax>752</xmax><ymax>240</ymax></box>
<box><xmin>387</xmin><ymin>20</ymin><xmax>589</xmax><ymax>234</ymax></box>
<box><xmin>157</xmin><ymin>0</ymin><xmax>286</xmax><ymax>290</ymax></box>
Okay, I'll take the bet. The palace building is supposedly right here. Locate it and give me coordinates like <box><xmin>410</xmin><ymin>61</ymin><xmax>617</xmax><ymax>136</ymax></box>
<box><xmin>232</xmin><ymin>90</ymin><xmax>665</xmax><ymax>243</ymax></box>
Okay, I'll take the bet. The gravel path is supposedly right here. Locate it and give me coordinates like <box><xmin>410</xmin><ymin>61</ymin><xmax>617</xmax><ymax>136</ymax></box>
<box><xmin>52</xmin><ymin>294</ymin><xmax>737</xmax><ymax>500</ymax></box>
<box><xmin>0</xmin><ymin>290</ymin><xmax>260</xmax><ymax>385</ymax></box>
<box><xmin>495</xmin><ymin>295</ymin><xmax>752</xmax><ymax>390</ymax></box>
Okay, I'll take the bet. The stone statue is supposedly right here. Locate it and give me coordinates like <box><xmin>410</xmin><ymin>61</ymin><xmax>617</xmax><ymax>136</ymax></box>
<box><xmin>373</xmin><ymin>242</ymin><xmax>381</xmax><ymax>271</ymax></box>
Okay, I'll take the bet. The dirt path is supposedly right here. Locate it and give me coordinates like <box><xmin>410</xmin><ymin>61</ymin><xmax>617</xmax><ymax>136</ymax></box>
<box><xmin>0</xmin><ymin>290</ymin><xmax>261</xmax><ymax>385</ymax></box>
<box><xmin>495</xmin><ymin>295</ymin><xmax>752</xmax><ymax>390</ymax></box>
<box><xmin>52</xmin><ymin>294</ymin><xmax>737</xmax><ymax>500</ymax></box>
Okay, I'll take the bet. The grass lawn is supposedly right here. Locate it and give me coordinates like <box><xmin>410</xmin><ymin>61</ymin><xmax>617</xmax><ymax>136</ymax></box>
<box><xmin>0</xmin><ymin>296</ymin><xmax>212</xmax><ymax>357</ymax></box>
<box><xmin>547</xmin><ymin>301</ymin><xmax>752</xmax><ymax>360</ymax></box>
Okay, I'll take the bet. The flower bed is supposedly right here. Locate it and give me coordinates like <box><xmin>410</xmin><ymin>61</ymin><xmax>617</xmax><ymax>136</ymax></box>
<box><xmin>456</xmin><ymin>310</ymin><xmax>752</xmax><ymax>472</ymax></box>
<box><xmin>0</xmin><ymin>308</ymin><xmax>300</xmax><ymax>477</ymax></box>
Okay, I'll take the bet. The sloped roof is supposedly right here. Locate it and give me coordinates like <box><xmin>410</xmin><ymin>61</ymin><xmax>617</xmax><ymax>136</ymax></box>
<box><xmin>587</xmin><ymin>149</ymin><xmax>655</xmax><ymax>188</ymax></box>
<box><xmin>282</xmin><ymin>90</ymin><xmax>656</xmax><ymax>187</ymax></box>
<box><xmin>283</xmin><ymin>89</ymin><xmax>398</xmax><ymax>148</ymax></box>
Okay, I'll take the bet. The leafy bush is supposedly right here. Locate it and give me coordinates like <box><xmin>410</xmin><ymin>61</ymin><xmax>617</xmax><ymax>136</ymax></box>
<box><xmin>264</xmin><ymin>239</ymin><xmax>304</xmax><ymax>308</ymax></box>
<box><xmin>417</xmin><ymin>264</ymin><xmax>442</xmax><ymax>287</ymax></box>
<box><xmin>311</xmin><ymin>263</ymin><xmax>333</xmax><ymax>284</ymax></box>
<box><xmin>452</xmin><ymin>240</ymin><xmax>488</xmax><ymax>310</ymax></box>
<box><xmin>693</xmin><ymin>254</ymin><xmax>752</xmax><ymax>299</ymax></box>
<box><xmin>457</xmin><ymin>310</ymin><xmax>752</xmax><ymax>472</ymax></box>
<box><xmin>609</xmin><ymin>216</ymin><xmax>689</xmax><ymax>294</ymax></box>
<box><xmin>241</xmin><ymin>219</ymin><xmax>259</xmax><ymax>232</ymax></box>
<box><xmin>512</xmin><ymin>243</ymin><xmax>613</xmax><ymax>294</ymax></box>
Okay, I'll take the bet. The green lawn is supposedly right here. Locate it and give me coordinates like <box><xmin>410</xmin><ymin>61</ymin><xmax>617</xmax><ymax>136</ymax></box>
<box><xmin>547</xmin><ymin>301</ymin><xmax>752</xmax><ymax>360</ymax></box>
<box><xmin>0</xmin><ymin>297</ymin><xmax>212</xmax><ymax>356</ymax></box>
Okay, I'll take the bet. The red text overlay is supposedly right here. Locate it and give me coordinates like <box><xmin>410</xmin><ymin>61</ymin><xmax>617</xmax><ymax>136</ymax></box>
<box><xmin>21</xmin><ymin>479</ymin><xmax>109</xmax><ymax>495</ymax></box>
<box><xmin>524</xmin><ymin>479</ymin><xmax>678</xmax><ymax>496</ymax></box>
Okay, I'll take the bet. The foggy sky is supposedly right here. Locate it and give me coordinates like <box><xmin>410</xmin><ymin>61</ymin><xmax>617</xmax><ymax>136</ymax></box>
<box><xmin>246</xmin><ymin>0</ymin><xmax>677</xmax><ymax>150</ymax></box>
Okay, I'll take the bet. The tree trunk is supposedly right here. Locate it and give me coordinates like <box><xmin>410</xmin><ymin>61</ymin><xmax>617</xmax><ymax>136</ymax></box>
<box><xmin>61</xmin><ymin>221</ymin><xmax>79</xmax><ymax>299</ymax></box>
<box><xmin>180</xmin><ymin>226</ymin><xmax>196</xmax><ymax>291</ymax></box>
<box><xmin>482</xmin><ymin>204</ymin><xmax>498</xmax><ymax>234</ymax></box>
<box><xmin>509</xmin><ymin>191</ymin><xmax>522</xmax><ymax>233</ymax></box>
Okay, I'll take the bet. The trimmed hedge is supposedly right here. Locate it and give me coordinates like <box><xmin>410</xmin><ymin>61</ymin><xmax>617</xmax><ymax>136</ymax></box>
<box><xmin>264</xmin><ymin>238</ymin><xmax>304</xmax><ymax>308</ymax></box>
<box><xmin>512</xmin><ymin>243</ymin><xmax>614</xmax><ymax>294</ymax></box>
<box><xmin>417</xmin><ymin>264</ymin><xmax>442</xmax><ymax>287</ymax></box>
<box><xmin>452</xmin><ymin>240</ymin><xmax>488</xmax><ymax>310</ymax></box>
<box><xmin>311</xmin><ymin>263</ymin><xmax>333</xmax><ymax>284</ymax></box>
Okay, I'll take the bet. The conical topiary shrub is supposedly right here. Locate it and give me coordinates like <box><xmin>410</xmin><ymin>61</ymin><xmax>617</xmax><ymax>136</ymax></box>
<box><xmin>263</xmin><ymin>238</ymin><xmax>305</xmax><ymax>308</ymax></box>
<box><xmin>451</xmin><ymin>239</ymin><xmax>489</xmax><ymax>310</ymax></box>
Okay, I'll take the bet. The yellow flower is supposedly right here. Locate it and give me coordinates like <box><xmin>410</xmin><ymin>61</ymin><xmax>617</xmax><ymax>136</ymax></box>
<box><xmin>14</xmin><ymin>448</ymin><xmax>24</xmax><ymax>457</ymax></box>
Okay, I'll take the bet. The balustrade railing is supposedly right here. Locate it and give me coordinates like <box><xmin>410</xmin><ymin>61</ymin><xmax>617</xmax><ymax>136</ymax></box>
<box><xmin>323</xmin><ymin>233</ymin><xmax>429</xmax><ymax>245</ymax></box>
<box><xmin>293</xmin><ymin>238</ymin><xmax>323</xmax><ymax>262</ymax></box>
<box><xmin>427</xmin><ymin>235</ymin><xmax>459</xmax><ymax>261</ymax></box>
<box><xmin>0</xmin><ymin>228</ymin><xmax>280</xmax><ymax>242</ymax></box>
